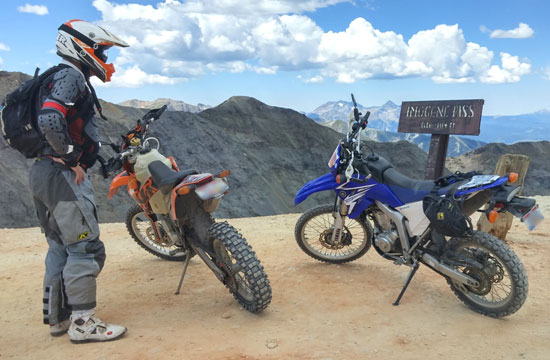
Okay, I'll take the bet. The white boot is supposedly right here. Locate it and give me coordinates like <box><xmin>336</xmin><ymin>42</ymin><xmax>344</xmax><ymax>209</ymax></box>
<box><xmin>49</xmin><ymin>319</ymin><xmax>70</xmax><ymax>337</ymax></box>
<box><xmin>68</xmin><ymin>311</ymin><xmax>126</xmax><ymax>343</ymax></box>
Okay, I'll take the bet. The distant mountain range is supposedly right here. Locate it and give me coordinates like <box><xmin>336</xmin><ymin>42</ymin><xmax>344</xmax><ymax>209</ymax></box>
<box><xmin>119</xmin><ymin>98</ymin><xmax>211</xmax><ymax>113</ymax></box>
<box><xmin>307</xmin><ymin>100</ymin><xmax>550</xmax><ymax>156</ymax></box>
<box><xmin>308</xmin><ymin>100</ymin><xmax>401</xmax><ymax>132</ymax></box>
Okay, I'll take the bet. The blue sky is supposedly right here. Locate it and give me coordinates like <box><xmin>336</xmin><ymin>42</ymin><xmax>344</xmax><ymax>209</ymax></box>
<box><xmin>0</xmin><ymin>0</ymin><xmax>548</xmax><ymax>115</ymax></box>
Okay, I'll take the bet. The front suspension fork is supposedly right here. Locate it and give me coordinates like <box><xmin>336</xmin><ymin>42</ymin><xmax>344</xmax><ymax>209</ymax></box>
<box><xmin>331</xmin><ymin>197</ymin><xmax>348</xmax><ymax>245</ymax></box>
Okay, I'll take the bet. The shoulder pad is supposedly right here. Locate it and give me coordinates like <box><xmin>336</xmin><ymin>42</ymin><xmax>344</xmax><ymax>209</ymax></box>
<box><xmin>50</xmin><ymin>67</ymin><xmax>86</xmax><ymax>105</ymax></box>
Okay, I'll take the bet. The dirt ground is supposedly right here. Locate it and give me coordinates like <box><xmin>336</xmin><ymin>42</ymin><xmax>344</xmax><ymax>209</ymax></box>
<box><xmin>1</xmin><ymin>197</ymin><xmax>549</xmax><ymax>360</ymax></box>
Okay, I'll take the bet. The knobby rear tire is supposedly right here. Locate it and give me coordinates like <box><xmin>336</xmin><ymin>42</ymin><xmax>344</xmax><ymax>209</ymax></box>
<box><xmin>446</xmin><ymin>231</ymin><xmax>528</xmax><ymax>318</ymax></box>
<box><xmin>208</xmin><ymin>222</ymin><xmax>272</xmax><ymax>313</ymax></box>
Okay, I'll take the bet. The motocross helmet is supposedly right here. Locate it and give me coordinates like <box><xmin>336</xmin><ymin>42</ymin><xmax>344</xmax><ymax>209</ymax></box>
<box><xmin>56</xmin><ymin>19</ymin><xmax>129</xmax><ymax>82</ymax></box>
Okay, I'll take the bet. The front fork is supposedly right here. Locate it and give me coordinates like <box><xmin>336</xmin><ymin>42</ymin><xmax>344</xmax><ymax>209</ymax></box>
<box><xmin>331</xmin><ymin>197</ymin><xmax>349</xmax><ymax>245</ymax></box>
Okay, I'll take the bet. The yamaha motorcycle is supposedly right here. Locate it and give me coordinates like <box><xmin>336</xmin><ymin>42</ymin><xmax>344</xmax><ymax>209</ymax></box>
<box><xmin>98</xmin><ymin>106</ymin><xmax>271</xmax><ymax>313</ymax></box>
<box><xmin>294</xmin><ymin>94</ymin><xmax>544</xmax><ymax>318</ymax></box>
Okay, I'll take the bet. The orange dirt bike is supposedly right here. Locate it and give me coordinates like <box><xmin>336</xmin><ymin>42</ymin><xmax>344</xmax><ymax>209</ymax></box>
<box><xmin>97</xmin><ymin>106</ymin><xmax>271</xmax><ymax>313</ymax></box>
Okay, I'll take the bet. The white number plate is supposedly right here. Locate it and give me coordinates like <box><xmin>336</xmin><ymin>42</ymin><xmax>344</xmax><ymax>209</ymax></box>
<box><xmin>195</xmin><ymin>178</ymin><xmax>229</xmax><ymax>200</ymax></box>
<box><xmin>522</xmin><ymin>204</ymin><xmax>544</xmax><ymax>231</ymax></box>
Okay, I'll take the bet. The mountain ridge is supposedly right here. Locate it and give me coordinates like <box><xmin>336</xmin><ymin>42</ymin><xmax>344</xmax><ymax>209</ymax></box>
<box><xmin>1</xmin><ymin>70</ymin><xmax>548</xmax><ymax>228</ymax></box>
<box><xmin>118</xmin><ymin>98</ymin><xmax>210</xmax><ymax>113</ymax></box>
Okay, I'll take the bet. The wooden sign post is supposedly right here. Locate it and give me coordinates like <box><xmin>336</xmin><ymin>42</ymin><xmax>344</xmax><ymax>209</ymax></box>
<box><xmin>398</xmin><ymin>99</ymin><xmax>484</xmax><ymax>180</ymax></box>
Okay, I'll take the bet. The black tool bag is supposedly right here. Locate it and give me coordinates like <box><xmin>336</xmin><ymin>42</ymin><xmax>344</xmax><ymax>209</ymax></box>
<box><xmin>423</xmin><ymin>183</ymin><xmax>473</xmax><ymax>238</ymax></box>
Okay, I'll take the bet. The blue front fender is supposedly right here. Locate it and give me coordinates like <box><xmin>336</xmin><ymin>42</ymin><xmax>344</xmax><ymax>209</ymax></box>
<box><xmin>294</xmin><ymin>173</ymin><xmax>338</xmax><ymax>205</ymax></box>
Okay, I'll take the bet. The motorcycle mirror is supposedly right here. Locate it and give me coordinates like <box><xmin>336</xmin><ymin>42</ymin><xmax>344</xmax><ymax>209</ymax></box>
<box><xmin>361</xmin><ymin>111</ymin><xmax>370</xmax><ymax>129</ymax></box>
<box><xmin>353</xmin><ymin>107</ymin><xmax>360</xmax><ymax>121</ymax></box>
<box><xmin>351</xmin><ymin>93</ymin><xmax>357</xmax><ymax>107</ymax></box>
<box><xmin>363</xmin><ymin>111</ymin><xmax>370</xmax><ymax>121</ymax></box>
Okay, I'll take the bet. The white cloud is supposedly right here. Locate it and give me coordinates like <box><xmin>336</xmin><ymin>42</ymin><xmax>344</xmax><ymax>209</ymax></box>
<box><xmin>543</xmin><ymin>67</ymin><xmax>550</xmax><ymax>81</ymax></box>
<box><xmin>92</xmin><ymin>64</ymin><xmax>183</xmax><ymax>87</ymax></box>
<box><xmin>94</xmin><ymin>0</ymin><xmax>349</xmax><ymax>17</ymax></box>
<box><xmin>490</xmin><ymin>23</ymin><xmax>534</xmax><ymax>39</ymax></box>
<box><xmin>480</xmin><ymin>53</ymin><xmax>531</xmax><ymax>83</ymax></box>
<box><xmin>17</xmin><ymin>4</ymin><xmax>49</xmax><ymax>16</ymax></box>
<box><xmin>251</xmin><ymin>66</ymin><xmax>278</xmax><ymax>75</ymax></box>
<box><xmin>298</xmin><ymin>74</ymin><xmax>324</xmax><ymax>83</ymax></box>
<box><xmin>91</xmin><ymin>0</ymin><xmax>531</xmax><ymax>87</ymax></box>
<box><xmin>0</xmin><ymin>57</ymin><xmax>3</xmax><ymax>69</ymax></box>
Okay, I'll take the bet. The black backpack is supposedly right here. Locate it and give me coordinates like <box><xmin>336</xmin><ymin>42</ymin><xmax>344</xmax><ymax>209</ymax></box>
<box><xmin>0</xmin><ymin>66</ymin><xmax>62</xmax><ymax>158</ymax></box>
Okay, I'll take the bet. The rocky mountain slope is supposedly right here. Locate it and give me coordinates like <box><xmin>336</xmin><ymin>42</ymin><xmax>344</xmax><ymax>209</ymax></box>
<box><xmin>446</xmin><ymin>141</ymin><xmax>550</xmax><ymax>196</ymax></box>
<box><xmin>1</xmin><ymin>70</ymin><xmax>548</xmax><ymax>228</ymax></box>
<box><xmin>0</xmin><ymin>70</ymin><xmax>31</xmax><ymax>100</ymax></box>
<box><xmin>119</xmin><ymin>98</ymin><xmax>210</xmax><ymax>113</ymax></box>
<box><xmin>0</xmin><ymin>70</ymin><xmax>430</xmax><ymax>227</ymax></box>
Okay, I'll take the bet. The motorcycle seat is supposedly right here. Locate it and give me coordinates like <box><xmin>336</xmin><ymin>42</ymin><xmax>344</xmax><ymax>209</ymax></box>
<box><xmin>148</xmin><ymin>160</ymin><xmax>198</xmax><ymax>194</ymax></box>
<box><xmin>367</xmin><ymin>155</ymin><xmax>438</xmax><ymax>203</ymax></box>
<box><xmin>384</xmin><ymin>166</ymin><xmax>467</xmax><ymax>203</ymax></box>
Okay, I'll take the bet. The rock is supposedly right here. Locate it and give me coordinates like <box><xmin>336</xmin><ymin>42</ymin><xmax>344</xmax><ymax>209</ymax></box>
<box><xmin>266</xmin><ymin>339</ymin><xmax>278</xmax><ymax>349</ymax></box>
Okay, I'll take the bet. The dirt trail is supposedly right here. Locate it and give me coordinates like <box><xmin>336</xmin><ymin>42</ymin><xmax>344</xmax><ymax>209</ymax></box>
<box><xmin>1</xmin><ymin>197</ymin><xmax>549</xmax><ymax>359</ymax></box>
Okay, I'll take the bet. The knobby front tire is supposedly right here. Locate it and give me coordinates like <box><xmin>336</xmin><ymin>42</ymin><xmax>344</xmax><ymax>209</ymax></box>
<box><xmin>125</xmin><ymin>204</ymin><xmax>187</xmax><ymax>261</ymax></box>
<box><xmin>295</xmin><ymin>204</ymin><xmax>373</xmax><ymax>264</ymax></box>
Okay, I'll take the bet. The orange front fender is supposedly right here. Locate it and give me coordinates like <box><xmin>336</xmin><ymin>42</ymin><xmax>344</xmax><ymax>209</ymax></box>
<box><xmin>108</xmin><ymin>171</ymin><xmax>131</xmax><ymax>199</ymax></box>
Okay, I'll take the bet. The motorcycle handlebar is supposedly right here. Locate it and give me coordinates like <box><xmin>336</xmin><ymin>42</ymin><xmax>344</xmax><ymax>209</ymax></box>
<box><xmin>339</xmin><ymin>173</ymin><xmax>371</xmax><ymax>184</ymax></box>
<box><xmin>144</xmin><ymin>105</ymin><xmax>168</xmax><ymax>124</ymax></box>
<box><xmin>97</xmin><ymin>151</ymin><xmax>129</xmax><ymax>179</ymax></box>
<box><xmin>140</xmin><ymin>104</ymin><xmax>168</xmax><ymax>137</ymax></box>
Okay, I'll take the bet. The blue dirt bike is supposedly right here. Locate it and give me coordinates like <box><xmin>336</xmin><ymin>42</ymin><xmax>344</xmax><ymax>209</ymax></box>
<box><xmin>294</xmin><ymin>94</ymin><xmax>544</xmax><ymax>318</ymax></box>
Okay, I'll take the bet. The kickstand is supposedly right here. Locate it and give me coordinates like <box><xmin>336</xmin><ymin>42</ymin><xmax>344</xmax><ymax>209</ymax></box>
<box><xmin>175</xmin><ymin>251</ymin><xmax>192</xmax><ymax>295</ymax></box>
<box><xmin>393</xmin><ymin>261</ymin><xmax>420</xmax><ymax>306</ymax></box>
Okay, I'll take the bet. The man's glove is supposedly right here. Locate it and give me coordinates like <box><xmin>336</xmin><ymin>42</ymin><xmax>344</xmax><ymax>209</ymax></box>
<box><xmin>61</xmin><ymin>146</ymin><xmax>82</xmax><ymax>168</ymax></box>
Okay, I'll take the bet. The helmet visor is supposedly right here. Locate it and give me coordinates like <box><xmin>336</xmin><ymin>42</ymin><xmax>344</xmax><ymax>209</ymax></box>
<box><xmin>95</xmin><ymin>45</ymin><xmax>110</xmax><ymax>63</ymax></box>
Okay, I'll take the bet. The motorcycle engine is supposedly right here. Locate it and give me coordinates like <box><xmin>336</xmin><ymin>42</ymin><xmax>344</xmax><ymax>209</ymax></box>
<box><xmin>374</xmin><ymin>230</ymin><xmax>399</xmax><ymax>253</ymax></box>
<box><xmin>372</xmin><ymin>210</ymin><xmax>399</xmax><ymax>254</ymax></box>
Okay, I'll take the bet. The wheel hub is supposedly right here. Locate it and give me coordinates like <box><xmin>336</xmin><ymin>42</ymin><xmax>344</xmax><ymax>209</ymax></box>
<box><xmin>320</xmin><ymin>228</ymin><xmax>352</xmax><ymax>249</ymax></box>
<box><xmin>213</xmin><ymin>240</ymin><xmax>238</xmax><ymax>292</ymax></box>
<box><xmin>463</xmin><ymin>268</ymin><xmax>492</xmax><ymax>295</ymax></box>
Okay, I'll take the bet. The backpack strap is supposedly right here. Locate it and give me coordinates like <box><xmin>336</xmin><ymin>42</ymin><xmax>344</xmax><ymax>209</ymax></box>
<box><xmin>85</xmin><ymin>76</ymin><xmax>107</xmax><ymax>120</ymax></box>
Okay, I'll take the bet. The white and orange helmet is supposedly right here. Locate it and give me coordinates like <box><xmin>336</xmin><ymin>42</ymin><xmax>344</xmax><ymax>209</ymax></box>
<box><xmin>56</xmin><ymin>19</ymin><xmax>128</xmax><ymax>82</ymax></box>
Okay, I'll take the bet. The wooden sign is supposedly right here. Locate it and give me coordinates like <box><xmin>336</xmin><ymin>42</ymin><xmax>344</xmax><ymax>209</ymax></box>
<box><xmin>398</xmin><ymin>99</ymin><xmax>484</xmax><ymax>135</ymax></box>
<box><xmin>398</xmin><ymin>99</ymin><xmax>484</xmax><ymax>180</ymax></box>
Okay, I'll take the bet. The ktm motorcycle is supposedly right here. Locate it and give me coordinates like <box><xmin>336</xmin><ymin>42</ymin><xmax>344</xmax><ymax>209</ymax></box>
<box><xmin>98</xmin><ymin>106</ymin><xmax>271</xmax><ymax>313</ymax></box>
<box><xmin>294</xmin><ymin>94</ymin><xmax>544</xmax><ymax>318</ymax></box>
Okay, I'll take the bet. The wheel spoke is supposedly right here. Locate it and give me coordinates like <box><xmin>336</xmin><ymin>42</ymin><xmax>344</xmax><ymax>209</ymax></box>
<box><xmin>448</xmin><ymin>234</ymin><xmax>527</xmax><ymax>317</ymax></box>
<box><xmin>299</xmin><ymin>206</ymin><xmax>371</xmax><ymax>262</ymax></box>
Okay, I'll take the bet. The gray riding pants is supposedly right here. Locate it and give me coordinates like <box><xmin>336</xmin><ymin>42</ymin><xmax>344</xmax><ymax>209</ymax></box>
<box><xmin>29</xmin><ymin>158</ymin><xmax>105</xmax><ymax>325</ymax></box>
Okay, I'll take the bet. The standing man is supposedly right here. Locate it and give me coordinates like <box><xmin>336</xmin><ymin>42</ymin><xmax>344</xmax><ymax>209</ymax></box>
<box><xmin>31</xmin><ymin>19</ymin><xmax>128</xmax><ymax>343</ymax></box>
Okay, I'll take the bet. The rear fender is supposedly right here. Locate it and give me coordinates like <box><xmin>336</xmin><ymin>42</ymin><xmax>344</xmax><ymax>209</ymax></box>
<box><xmin>170</xmin><ymin>173</ymin><xmax>213</xmax><ymax>220</ymax></box>
<box><xmin>294</xmin><ymin>173</ymin><xmax>338</xmax><ymax>205</ymax></box>
<box><xmin>502</xmin><ymin>196</ymin><xmax>536</xmax><ymax>218</ymax></box>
